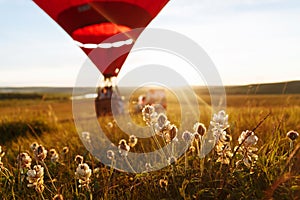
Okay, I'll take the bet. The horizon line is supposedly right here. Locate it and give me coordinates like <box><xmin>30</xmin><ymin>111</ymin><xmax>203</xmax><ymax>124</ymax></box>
<box><xmin>0</xmin><ymin>80</ymin><xmax>299</xmax><ymax>88</ymax></box>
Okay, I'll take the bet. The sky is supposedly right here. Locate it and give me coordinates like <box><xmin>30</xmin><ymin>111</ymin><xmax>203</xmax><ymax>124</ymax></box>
<box><xmin>0</xmin><ymin>0</ymin><xmax>299</xmax><ymax>87</ymax></box>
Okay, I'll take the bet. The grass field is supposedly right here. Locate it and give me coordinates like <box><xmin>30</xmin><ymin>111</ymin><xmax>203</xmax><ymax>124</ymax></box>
<box><xmin>0</xmin><ymin>92</ymin><xmax>299</xmax><ymax>199</ymax></box>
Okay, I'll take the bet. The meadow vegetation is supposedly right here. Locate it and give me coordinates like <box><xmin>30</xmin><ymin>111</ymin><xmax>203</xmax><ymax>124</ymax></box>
<box><xmin>0</xmin><ymin>93</ymin><xmax>299</xmax><ymax>199</ymax></box>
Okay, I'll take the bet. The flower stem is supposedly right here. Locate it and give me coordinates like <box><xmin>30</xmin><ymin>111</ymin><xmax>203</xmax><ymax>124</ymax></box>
<box><xmin>41</xmin><ymin>161</ymin><xmax>57</xmax><ymax>192</ymax></box>
<box><xmin>151</xmin><ymin>126</ymin><xmax>168</xmax><ymax>164</ymax></box>
<box><xmin>184</xmin><ymin>151</ymin><xmax>188</xmax><ymax>173</ymax></box>
<box><xmin>288</xmin><ymin>141</ymin><xmax>293</xmax><ymax>173</ymax></box>
<box><xmin>40</xmin><ymin>192</ymin><xmax>45</xmax><ymax>200</ymax></box>
<box><xmin>124</xmin><ymin>156</ymin><xmax>136</xmax><ymax>173</ymax></box>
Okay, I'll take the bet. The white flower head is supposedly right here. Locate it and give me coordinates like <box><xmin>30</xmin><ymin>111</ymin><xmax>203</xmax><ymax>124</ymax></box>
<box><xmin>212</xmin><ymin>110</ymin><xmax>229</xmax><ymax>127</ymax></box>
<box><xmin>238</xmin><ymin>130</ymin><xmax>258</xmax><ymax>147</ymax></box>
<box><xmin>82</xmin><ymin>131</ymin><xmax>91</xmax><ymax>144</ymax></box>
<box><xmin>27</xmin><ymin>165</ymin><xmax>44</xmax><ymax>193</ymax></box>
<box><xmin>156</xmin><ymin>113</ymin><xmax>170</xmax><ymax>130</ymax></box>
<box><xmin>49</xmin><ymin>149</ymin><xmax>59</xmax><ymax>163</ymax></box>
<box><xmin>34</xmin><ymin>145</ymin><xmax>47</xmax><ymax>162</ymax></box>
<box><xmin>62</xmin><ymin>146</ymin><xmax>69</xmax><ymax>154</ymax></box>
<box><xmin>210</xmin><ymin>110</ymin><xmax>229</xmax><ymax>142</ymax></box>
<box><xmin>128</xmin><ymin>135</ymin><xmax>138</xmax><ymax>148</ymax></box>
<box><xmin>30</xmin><ymin>142</ymin><xmax>39</xmax><ymax>151</ymax></box>
<box><xmin>75</xmin><ymin>155</ymin><xmax>84</xmax><ymax>164</ymax></box>
<box><xmin>219</xmin><ymin>131</ymin><xmax>232</xmax><ymax>143</ymax></box>
<box><xmin>159</xmin><ymin>179</ymin><xmax>168</xmax><ymax>190</ymax></box>
<box><xmin>145</xmin><ymin>162</ymin><xmax>153</xmax><ymax>171</ymax></box>
<box><xmin>287</xmin><ymin>130</ymin><xmax>299</xmax><ymax>141</ymax></box>
<box><xmin>142</xmin><ymin>105</ymin><xmax>157</xmax><ymax>126</ymax></box>
<box><xmin>75</xmin><ymin>163</ymin><xmax>91</xmax><ymax>179</ymax></box>
<box><xmin>165</xmin><ymin>124</ymin><xmax>178</xmax><ymax>143</ymax></box>
<box><xmin>193</xmin><ymin>122</ymin><xmax>206</xmax><ymax>136</ymax></box>
<box><xmin>118</xmin><ymin>139</ymin><xmax>130</xmax><ymax>157</ymax></box>
<box><xmin>107</xmin><ymin>122</ymin><xmax>113</xmax><ymax>128</ymax></box>
<box><xmin>75</xmin><ymin>163</ymin><xmax>92</xmax><ymax>188</ymax></box>
<box><xmin>17</xmin><ymin>152</ymin><xmax>32</xmax><ymax>170</ymax></box>
<box><xmin>168</xmin><ymin>156</ymin><xmax>177</xmax><ymax>165</ymax></box>
<box><xmin>106</xmin><ymin>150</ymin><xmax>115</xmax><ymax>160</ymax></box>
<box><xmin>235</xmin><ymin>130</ymin><xmax>259</xmax><ymax>171</ymax></box>
<box><xmin>182</xmin><ymin>131</ymin><xmax>192</xmax><ymax>143</ymax></box>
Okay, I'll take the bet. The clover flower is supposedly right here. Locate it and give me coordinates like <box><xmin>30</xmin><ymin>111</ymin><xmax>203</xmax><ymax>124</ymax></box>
<box><xmin>106</xmin><ymin>150</ymin><xmax>115</xmax><ymax>160</ymax></box>
<box><xmin>193</xmin><ymin>122</ymin><xmax>207</xmax><ymax>137</ymax></box>
<box><xmin>75</xmin><ymin>155</ymin><xmax>84</xmax><ymax>164</ymax></box>
<box><xmin>159</xmin><ymin>179</ymin><xmax>168</xmax><ymax>190</ymax></box>
<box><xmin>75</xmin><ymin>163</ymin><xmax>92</xmax><ymax>189</ymax></box>
<box><xmin>82</xmin><ymin>131</ymin><xmax>91</xmax><ymax>144</ymax></box>
<box><xmin>215</xmin><ymin>130</ymin><xmax>233</xmax><ymax>165</ymax></box>
<box><xmin>142</xmin><ymin>105</ymin><xmax>157</xmax><ymax>126</ymax></box>
<box><xmin>17</xmin><ymin>152</ymin><xmax>32</xmax><ymax>171</ymax></box>
<box><xmin>287</xmin><ymin>130</ymin><xmax>299</xmax><ymax>141</ymax></box>
<box><xmin>62</xmin><ymin>147</ymin><xmax>69</xmax><ymax>155</ymax></box>
<box><xmin>182</xmin><ymin>131</ymin><xmax>193</xmax><ymax>143</ymax></box>
<box><xmin>168</xmin><ymin>156</ymin><xmax>177</xmax><ymax>165</ymax></box>
<box><xmin>34</xmin><ymin>145</ymin><xmax>47</xmax><ymax>162</ymax></box>
<box><xmin>157</xmin><ymin>113</ymin><xmax>169</xmax><ymax>128</ymax></box>
<box><xmin>238</xmin><ymin>130</ymin><xmax>258</xmax><ymax>147</ymax></box>
<box><xmin>30</xmin><ymin>142</ymin><xmax>39</xmax><ymax>151</ymax></box>
<box><xmin>165</xmin><ymin>124</ymin><xmax>178</xmax><ymax>143</ymax></box>
<box><xmin>118</xmin><ymin>139</ymin><xmax>130</xmax><ymax>157</ymax></box>
<box><xmin>192</xmin><ymin>122</ymin><xmax>206</xmax><ymax>145</ymax></box>
<box><xmin>145</xmin><ymin>163</ymin><xmax>153</xmax><ymax>171</ymax></box>
<box><xmin>211</xmin><ymin>110</ymin><xmax>229</xmax><ymax>128</ymax></box>
<box><xmin>215</xmin><ymin>131</ymin><xmax>233</xmax><ymax>165</ymax></box>
<box><xmin>49</xmin><ymin>149</ymin><xmax>59</xmax><ymax>163</ymax></box>
<box><xmin>128</xmin><ymin>135</ymin><xmax>138</xmax><ymax>148</ymax></box>
<box><xmin>27</xmin><ymin>165</ymin><xmax>44</xmax><ymax>193</ymax></box>
<box><xmin>154</xmin><ymin>113</ymin><xmax>170</xmax><ymax>132</ymax></box>
<box><xmin>210</xmin><ymin>110</ymin><xmax>229</xmax><ymax>141</ymax></box>
<box><xmin>107</xmin><ymin>122</ymin><xmax>113</xmax><ymax>128</ymax></box>
<box><xmin>235</xmin><ymin>130</ymin><xmax>259</xmax><ymax>170</ymax></box>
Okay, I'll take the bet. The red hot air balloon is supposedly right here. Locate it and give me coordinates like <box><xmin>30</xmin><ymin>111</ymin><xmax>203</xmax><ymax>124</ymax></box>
<box><xmin>33</xmin><ymin>0</ymin><xmax>169</xmax><ymax>78</ymax></box>
<box><xmin>33</xmin><ymin>0</ymin><xmax>169</xmax><ymax>115</ymax></box>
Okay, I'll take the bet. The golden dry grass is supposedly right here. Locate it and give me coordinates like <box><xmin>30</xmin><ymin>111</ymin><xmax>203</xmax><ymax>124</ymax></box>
<box><xmin>0</xmin><ymin>93</ymin><xmax>299</xmax><ymax>199</ymax></box>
